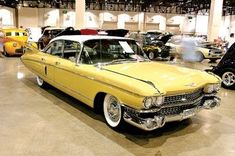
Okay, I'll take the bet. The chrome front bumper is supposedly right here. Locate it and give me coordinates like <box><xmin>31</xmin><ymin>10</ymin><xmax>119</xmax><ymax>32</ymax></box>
<box><xmin>123</xmin><ymin>96</ymin><xmax>221</xmax><ymax>131</ymax></box>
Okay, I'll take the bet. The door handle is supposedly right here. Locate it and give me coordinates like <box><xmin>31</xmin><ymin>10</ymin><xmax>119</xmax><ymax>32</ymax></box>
<box><xmin>55</xmin><ymin>61</ymin><xmax>60</xmax><ymax>65</ymax></box>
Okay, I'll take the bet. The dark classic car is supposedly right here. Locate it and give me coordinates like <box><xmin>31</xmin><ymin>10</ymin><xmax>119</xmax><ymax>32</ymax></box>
<box><xmin>129</xmin><ymin>32</ymin><xmax>172</xmax><ymax>60</ymax></box>
<box><xmin>211</xmin><ymin>43</ymin><xmax>235</xmax><ymax>89</ymax></box>
<box><xmin>38</xmin><ymin>27</ymin><xmax>64</xmax><ymax>49</ymax></box>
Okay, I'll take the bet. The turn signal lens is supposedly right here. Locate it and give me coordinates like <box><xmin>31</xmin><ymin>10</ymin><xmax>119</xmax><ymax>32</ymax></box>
<box><xmin>204</xmin><ymin>83</ymin><xmax>221</xmax><ymax>93</ymax></box>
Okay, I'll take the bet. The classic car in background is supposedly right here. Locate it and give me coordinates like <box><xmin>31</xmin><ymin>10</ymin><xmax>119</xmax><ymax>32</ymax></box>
<box><xmin>129</xmin><ymin>32</ymin><xmax>171</xmax><ymax>60</ymax></box>
<box><xmin>21</xmin><ymin>35</ymin><xmax>221</xmax><ymax>131</ymax></box>
<box><xmin>0</xmin><ymin>28</ymin><xmax>28</xmax><ymax>56</ymax></box>
<box><xmin>37</xmin><ymin>27</ymin><xmax>64</xmax><ymax>50</ymax></box>
<box><xmin>210</xmin><ymin>43</ymin><xmax>235</xmax><ymax>89</ymax></box>
<box><xmin>166</xmin><ymin>36</ymin><xmax>224</xmax><ymax>62</ymax></box>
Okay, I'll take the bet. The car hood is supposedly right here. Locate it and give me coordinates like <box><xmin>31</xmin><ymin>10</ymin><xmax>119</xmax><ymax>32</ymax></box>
<box><xmin>102</xmin><ymin>62</ymin><xmax>219</xmax><ymax>95</ymax></box>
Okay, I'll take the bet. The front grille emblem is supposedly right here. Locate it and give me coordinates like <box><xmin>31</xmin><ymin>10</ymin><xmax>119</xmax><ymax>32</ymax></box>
<box><xmin>181</xmin><ymin>98</ymin><xmax>187</xmax><ymax>102</ymax></box>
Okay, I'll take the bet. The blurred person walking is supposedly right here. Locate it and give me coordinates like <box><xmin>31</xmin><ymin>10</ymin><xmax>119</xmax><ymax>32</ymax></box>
<box><xmin>181</xmin><ymin>37</ymin><xmax>201</xmax><ymax>62</ymax></box>
<box><xmin>134</xmin><ymin>30</ymin><xmax>144</xmax><ymax>47</ymax></box>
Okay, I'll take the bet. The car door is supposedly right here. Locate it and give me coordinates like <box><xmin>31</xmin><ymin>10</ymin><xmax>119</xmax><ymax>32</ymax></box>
<box><xmin>42</xmin><ymin>40</ymin><xmax>64</xmax><ymax>83</ymax></box>
<box><xmin>71</xmin><ymin>39</ymin><xmax>105</xmax><ymax>106</ymax></box>
<box><xmin>53</xmin><ymin>40</ymin><xmax>81</xmax><ymax>92</ymax></box>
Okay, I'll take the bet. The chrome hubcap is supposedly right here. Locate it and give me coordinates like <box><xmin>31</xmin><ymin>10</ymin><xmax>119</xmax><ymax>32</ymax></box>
<box><xmin>149</xmin><ymin>52</ymin><xmax>154</xmax><ymax>60</ymax></box>
<box><xmin>222</xmin><ymin>72</ymin><xmax>235</xmax><ymax>86</ymax></box>
<box><xmin>107</xmin><ymin>97</ymin><xmax>121</xmax><ymax>122</ymax></box>
<box><xmin>36</xmin><ymin>76</ymin><xmax>44</xmax><ymax>86</ymax></box>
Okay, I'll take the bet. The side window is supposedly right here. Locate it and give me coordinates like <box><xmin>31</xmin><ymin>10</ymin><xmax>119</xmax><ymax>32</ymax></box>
<box><xmin>45</xmin><ymin>40</ymin><xmax>64</xmax><ymax>57</ymax></box>
<box><xmin>63</xmin><ymin>40</ymin><xmax>80</xmax><ymax>62</ymax></box>
<box><xmin>5</xmin><ymin>32</ymin><xmax>11</xmax><ymax>36</ymax></box>
<box><xmin>23</xmin><ymin>32</ymin><xmax>27</xmax><ymax>36</ymax></box>
<box><xmin>80</xmin><ymin>39</ymin><xmax>101</xmax><ymax>64</ymax></box>
<box><xmin>15</xmin><ymin>32</ymin><xmax>20</xmax><ymax>36</ymax></box>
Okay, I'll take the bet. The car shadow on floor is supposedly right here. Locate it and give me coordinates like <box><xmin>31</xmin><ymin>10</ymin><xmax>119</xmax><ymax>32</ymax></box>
<box><xmin>22</xmin><ymin>76</ymin><xmax>205</xmax><ymax>148</ymax></box>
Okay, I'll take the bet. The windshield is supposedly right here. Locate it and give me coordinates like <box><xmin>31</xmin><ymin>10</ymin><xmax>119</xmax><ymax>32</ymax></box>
<box><xmin>43</xmin><ymin>29</ymin><xmax>63</xmax><ymax>36</ymax></box>
<box><xmin>80</xmin><ymin>39</ymin><xmax>148</xmax><ymax>65</ymax></box>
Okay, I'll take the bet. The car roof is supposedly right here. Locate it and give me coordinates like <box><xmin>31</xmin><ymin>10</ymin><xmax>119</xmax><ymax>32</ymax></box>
<box><xmin>44</xmin><ymin>27</ymin><xmax>64</xmax><ymax>31</ymax></box>
<box><xmin>1</xmin><ymin>28</ymin><xmax>26</xmax><ymax>32</ymax></box>
<box><xmin>50</xmin><ymin>35</ymin><xmax>134</xmax><ymax>43</ymax></box>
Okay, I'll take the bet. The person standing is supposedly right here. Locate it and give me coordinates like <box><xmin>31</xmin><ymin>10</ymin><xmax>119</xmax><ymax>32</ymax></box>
<box><xmin>135</xmin><ymin>30</ymin><xmax>143</xmax><ymax>47</ymax></box>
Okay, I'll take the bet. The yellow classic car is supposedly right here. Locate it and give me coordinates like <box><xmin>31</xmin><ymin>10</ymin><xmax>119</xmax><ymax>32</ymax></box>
<box><xmin>21</xmin><ymin>35</ymin><xmax>221</xmax><ymax>131</ymax></box>
<box><xmin>0</xmin><ymin>28</ymin><xmax>28</xmax><ymax>56</ymax></box>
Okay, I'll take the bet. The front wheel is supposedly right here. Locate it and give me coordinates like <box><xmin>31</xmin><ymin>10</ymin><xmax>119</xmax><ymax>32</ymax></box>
<box><xmin>221</xmin><ymin>68</ymin><xmax>235</xmax><ymax>89</ymax></box>
<box><xmin>3</xmin><ymin>47</ymin><xmax>9</xmax><ymax>57</ymax></box>
<box><xmin>103</xmin><ymin>94</ymin><xmax>124</xmax><ymax>128</ymax></box>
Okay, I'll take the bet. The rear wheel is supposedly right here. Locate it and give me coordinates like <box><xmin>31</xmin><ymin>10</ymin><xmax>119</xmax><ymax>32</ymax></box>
<box><xmin>103</xmin><ymin>94</ymin><xmax>124</xmax><ymax>129</ymax></box>
<box><xmin>221</xmin><ymin>68</ymin><xmax>235</xmax><ymax>89</ymax></box>
<box><xmin>36</xmin><ymin>76</ymin><xmax>48</xmax><ymax>88</ymax></box>
<box><xmin>148</xmin><ymin>51</ymin><xmax>155</xmax><ymax>60</ymax></box>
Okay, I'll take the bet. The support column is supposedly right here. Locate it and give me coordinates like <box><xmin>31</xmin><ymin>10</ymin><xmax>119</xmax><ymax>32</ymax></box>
<box><xmin>15</xmin><ymin>8</ymin><xmax>19</xmax><ymax>28</ymax></box>
<box><xmin>207</xmin><ymin>0</ymin><xmax>223</xmax><ymax>41</ymax></box>
<box><xmin>75</xmin><ymin>0</ymin><xmax>86</xmax><ymax>29</ymax></box>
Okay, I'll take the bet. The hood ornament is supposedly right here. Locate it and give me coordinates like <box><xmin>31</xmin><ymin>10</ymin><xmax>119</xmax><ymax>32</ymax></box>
<box><xmin>185</xmin><ymin>82</ymin><xmax>197</xmax><ymax>87</ymax></box>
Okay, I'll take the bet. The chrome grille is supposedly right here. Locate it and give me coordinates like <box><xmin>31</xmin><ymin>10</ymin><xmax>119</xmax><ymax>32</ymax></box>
<box><xmin>211</xmin><ymin>50</ymin><xmax>222</xmax><ymax>54</ymax></box>
<box><xmin>163</xmin><ymin>89</ymin><xmax>203</xmax><ymax>106</ymax></box>
<box><xmin>159</xmin><ymin>100</ymin><xmax>201</xmax><ymax>116</ymax></box>
<box><xmin>159</xmin><ymin>105</ymin><xmax>193</xmax><ymax>116</ymax></box>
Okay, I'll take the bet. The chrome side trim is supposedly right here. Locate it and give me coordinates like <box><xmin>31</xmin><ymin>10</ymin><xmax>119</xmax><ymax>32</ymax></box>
<box><xmin>22</xmin><ymin>58</ymin><xmax>145</xmax><ymax>98</ymax></box>
<box><xmin>22</xmin><ymin>59</ymin><xmax>92</xmax><ymax>101</ymax></box>
<box><xmin>102</xmin><ymin>68</ymin><xmax>162</xmax><ymax>94</ymax></box>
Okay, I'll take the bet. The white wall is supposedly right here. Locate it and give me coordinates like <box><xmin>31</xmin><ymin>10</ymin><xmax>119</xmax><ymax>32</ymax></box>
<box><xmin>3</xmin><ymin>6</ymin><xmax>235</xmax><ymax>39</ymax></box>
<box><xmin>18</xmin><ymin>7</ymin><xmax>60</xmax><ymax>28</ymax></box>
<box><xmin>0</xmin><ymin>6</ymin><xmax>15</xmax><ymax>28</ymax></box>
<box><xmin>145</xmin><ymin>13</ymin><xmax>166</xmax><ymax>31</ymax></box>
<box><xmin>195</xmin><ymin>15</ymin><xmax>209</xmax><ymax>35</ymax></box>
<box><xmin>18</xmin><ymin>7</ymin><xmax>39</xmax><ymax>28</ymax></box>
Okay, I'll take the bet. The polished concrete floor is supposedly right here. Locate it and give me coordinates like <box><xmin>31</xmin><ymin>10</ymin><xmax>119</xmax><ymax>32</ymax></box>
<box><xmin>0</xmin><ymin>56</ymin><xmax>235</xmax><ymax>156</ymax></box>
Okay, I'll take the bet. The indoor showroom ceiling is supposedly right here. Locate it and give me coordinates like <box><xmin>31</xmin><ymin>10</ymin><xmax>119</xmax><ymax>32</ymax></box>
<box><xmin>0</xmin><ymin>0</ymin><xmax>235</xmax><ymax>15</ymax></box>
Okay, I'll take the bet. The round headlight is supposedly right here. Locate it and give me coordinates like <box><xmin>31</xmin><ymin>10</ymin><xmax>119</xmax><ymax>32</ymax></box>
<box><xmin>155</xmin><ymin>96</ymin><xmax>164</xmax><ymax>106</ymax></box>
<box><xmin>204</xmin><ymin>84</ymin><xmax>220</xmax><ymax>93</ymax></box>
<box><xmin>204</xmin><ymin>84</ymin><xmax>214</xmax><ymax>93</ymax></box>
<box><xmin>214</xmin><ymin>84</ymin><xmax>221</xmax><ymax>92</ymax></box>
<box><xmin>144</xmin><ymin>97</ymin><xmax>153</xmax><ymax>109</ymax></box>
<box><xmin>13</xmin><ymin>42</ymin><xmax>17</xmax><ymax>47</ymax></box>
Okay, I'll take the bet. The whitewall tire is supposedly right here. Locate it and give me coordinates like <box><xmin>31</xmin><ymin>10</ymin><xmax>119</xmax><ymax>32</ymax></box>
<box><xmin>36</xmin><ymin>76</ymin><xmax>47</xmax><ymax>88</ymax></box>
<box><xmin>103</xmin><ymin>94</ymin><xmax>123</xmax><ymax>128</ymax></box>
